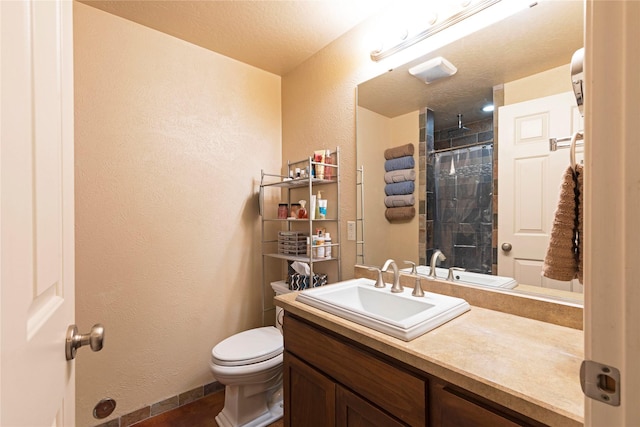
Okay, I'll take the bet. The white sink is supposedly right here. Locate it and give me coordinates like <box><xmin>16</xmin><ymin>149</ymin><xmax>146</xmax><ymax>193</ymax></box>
<box><xmin>407</xmin><ymin>266</ymin><xmax>518</xmax><ymax>289</ymax></box>
<box><xmin>295</xmin><ymin>278</ymin><xmax>470</xmax><ymax>341</ymax></box>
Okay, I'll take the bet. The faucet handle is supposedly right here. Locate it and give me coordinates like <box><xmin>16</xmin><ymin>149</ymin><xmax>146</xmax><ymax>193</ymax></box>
<box><xmin>412</xmin><ymin>275</ymin><xmax>425</xmax><ymax>298</ymax></box>
<box><xmin>367</xmin><ymin>267</ymin><xmax>386</xmax><ymax>288</ymax></box>
<box><xmin>403</xmin><ymin>260</ymin><xmax>417</xmax><ymax>274</ymax></box>
<box><xmin>447</xmin><ymin>267</ymin><xmax>466</xmax><ymax>281</ymax></box>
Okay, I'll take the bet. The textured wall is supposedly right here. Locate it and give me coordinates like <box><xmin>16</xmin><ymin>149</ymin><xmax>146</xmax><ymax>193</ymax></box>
<box><xmin>356</xmin><ymin>108</ymin><xmax>419</xmax><ymax>267</ymax></box>
<box><xmin>74</xmin><ymin>3</ymin><xmax>281</xmax><ymax>425</ymax></box>
<box><xmin>281</xmin><ymin>10</ymin><xmax>397</xmax><ymax>278</ymax></box>
<box><xmin>504</xmin><ymin>64</ymin><xmax>570</xmax><ymax>105</ymax></box>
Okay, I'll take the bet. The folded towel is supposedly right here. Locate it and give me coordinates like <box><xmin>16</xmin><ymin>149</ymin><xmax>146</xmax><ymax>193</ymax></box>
<box><xmin>384</xmin><ymin>169</ymin><xmax>416</xmax><ymax>184</ymax></box>
<box><xmin>385</xmin><ymin>181</ymin><xmax>414</xmax><ymax>196</ymax></box>
<box><xmin>384</xmin><ymin>143</ymin><xmax>414</xmax><ymax>160</ymax></box>
<box><xmin>385</xmin><ymin>156</ymin><xmax>414</xmax><ymax>172</ymax></box>
<box><xmin>385</xmin><ymin>195</ymin><xmax>415</xmax><ymax>208</ymax></box>
<box><xmin>385</xmin><ymin>206</ymin><xmax>415</xmax><ymax>222</ymax></box>
<box><xmin>542</xmin><ymin>166</ymin><xmax>579</xmax><ymax>282</ymax></box>
<box><xmin>575</xmin><ymin>164</ymin><xmax>584</xmax><ymax>284</ymax></box>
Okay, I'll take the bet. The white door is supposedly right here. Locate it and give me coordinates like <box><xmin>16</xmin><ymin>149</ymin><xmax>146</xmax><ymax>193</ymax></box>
<box><xmin>497</xmin><ymin>91</ymin><xmax>583</xmax><ymax>292</ymax></box>
<box><xmin>1</xmin><ymin>0</ymin><xmax>76</xmax><ymax>425</ymax></box>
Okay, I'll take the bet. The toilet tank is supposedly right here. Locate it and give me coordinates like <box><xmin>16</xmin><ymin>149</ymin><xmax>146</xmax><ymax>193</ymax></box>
<box><xmin>270</xmin><ymin>281</ymin><xmax>293</xmax><ymax>332</ymax></box>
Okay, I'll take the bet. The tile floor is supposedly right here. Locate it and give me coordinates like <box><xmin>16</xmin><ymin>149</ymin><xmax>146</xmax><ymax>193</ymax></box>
<box><xmin>131</xmin><ymin>391</ymin><xmax>284</xmax><ymax>427</ymax></box>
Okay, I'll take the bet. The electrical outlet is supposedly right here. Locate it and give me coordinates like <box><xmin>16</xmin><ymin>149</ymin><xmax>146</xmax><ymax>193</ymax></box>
<box><xmin>347</xmin><ymin>221</ymin><xmax>356</xmax><ymax>241</ymax></box>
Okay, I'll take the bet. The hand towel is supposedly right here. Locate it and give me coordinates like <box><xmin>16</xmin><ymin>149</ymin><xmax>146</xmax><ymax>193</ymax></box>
<box><xmin>385</xmin><ymin>195</ymin><xmax>415</xmax><ymax>208</ymax></box>
<box><xmin>542</xmin><ymin>166</ymin><xmax>579</xmax><ymax>281</ymax></box>
<box><xmin>575</xmin><ymin>163</ymin><xmax>584</xmax><ymax>284</ymax></box>
<box><xmin>385</xmin><ymin>181</ymin><xmax>415</xmax><ymax>196</ymax></box>
<box><xmin>385</xmin><ymin>156</ymin><xmax>415</xmax><ymax>172</ymax></box>
<box><xmin>385</xmin><ymin>206</ymin><xmax>415</xmax><ymax>222</ymax></box>
<box><xmin>384</xmin><ymin>169</ymin><xmax>416</xmax><ymax>183</ymax></box>
<box><xmin>384</xmin><ymin>143</ymin><xmax>414</xmax><ymax>160</ymax></box>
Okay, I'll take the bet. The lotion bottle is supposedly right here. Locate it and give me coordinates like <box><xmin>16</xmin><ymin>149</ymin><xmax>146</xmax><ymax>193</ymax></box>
<box><xmin>310</xmin><ymin>195</ymin><xmax>316</xmax><ymax>220</ymax></box>
<box><xmin>316</xmin><ymin>191</ymin><xmax>324</xmax><ymax>219</ymax></box>
<box><xmin>324</xmin><ymin>232</ymin><xmax>332</xmax><ymax>258</ymax></box>
<box><xmin>318</xmin><ymin>197</ymin><xmax>327</xmax><ymax>219</ymax></box>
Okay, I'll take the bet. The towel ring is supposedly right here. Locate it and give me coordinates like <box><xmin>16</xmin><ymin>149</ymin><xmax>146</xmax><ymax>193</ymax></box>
<box><xmin>570</xmin><ymin>131</ymin><xmax>582</xmax><ymax>170</ymax></box>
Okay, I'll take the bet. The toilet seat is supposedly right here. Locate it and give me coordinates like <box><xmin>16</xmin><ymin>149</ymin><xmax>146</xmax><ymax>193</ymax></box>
<box><xmin>212</xmin><ymin>327</ymin><xmax>283</xmax><ymax>367</ymax></box>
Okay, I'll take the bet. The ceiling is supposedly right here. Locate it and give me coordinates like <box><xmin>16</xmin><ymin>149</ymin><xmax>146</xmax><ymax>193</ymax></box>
<box><xmin>79</xmin><ymin>0</ymin><xmax>392</xmax><ymax>76</ymax></box>
<box><xmin>79</xmin><ymin>1</ymin><xmax>585</xmax><ymax>130</ymax></box>
<box><xmin>357</xmin><ymin>0</ymin><xmax>584</xmax><ymax>128</ymax></box>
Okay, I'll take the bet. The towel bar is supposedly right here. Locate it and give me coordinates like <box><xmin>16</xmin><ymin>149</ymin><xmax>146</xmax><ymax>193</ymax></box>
<box><xmin>549</xmin><ymin>131</ymin><xmax>584</xmax><ymax>151</ymax></box>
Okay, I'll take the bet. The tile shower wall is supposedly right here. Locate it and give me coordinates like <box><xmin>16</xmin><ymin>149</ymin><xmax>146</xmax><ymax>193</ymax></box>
<box><xmin>417</xmin><ymin>109</ymin><xmax>432</xmax><ymax>267</ymax></box>
<box><xmin>433</xmin><ymin>145</ymin><xmax>493</xmax><ymax>273</ymax></box>
<box><xmin>421</xmin><ymin>113</ymin><xmax>494</xmax><ymax>273</ymax></box>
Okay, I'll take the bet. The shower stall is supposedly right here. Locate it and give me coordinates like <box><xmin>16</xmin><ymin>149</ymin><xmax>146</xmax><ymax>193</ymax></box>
<box><xmin>431</xmin><ymin>145</ymin><xmax>494</xmax><ymax>274</ymax></box>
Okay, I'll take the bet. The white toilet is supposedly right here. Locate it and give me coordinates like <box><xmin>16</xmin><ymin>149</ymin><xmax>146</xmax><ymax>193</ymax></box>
<box><xmin>209</xmin><ymin>281</ymin><xmax>291</xmax><ymax>427</ymax></box>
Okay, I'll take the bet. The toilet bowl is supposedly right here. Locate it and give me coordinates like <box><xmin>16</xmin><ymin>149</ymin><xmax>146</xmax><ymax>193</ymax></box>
<box><xmin>209</xmin><ymin>281</ymin><xmax>291</xmax><ymax>427</ymax></box>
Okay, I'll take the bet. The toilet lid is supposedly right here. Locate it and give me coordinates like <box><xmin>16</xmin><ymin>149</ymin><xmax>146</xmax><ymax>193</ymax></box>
<box><xmin>212</xmin><ymin>327</ymin><xmax>283</xmax><ymax>366</ymax></box>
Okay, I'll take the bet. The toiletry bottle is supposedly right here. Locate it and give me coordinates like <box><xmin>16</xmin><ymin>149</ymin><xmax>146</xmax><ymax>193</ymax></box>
<box><xmin>315</xmin><ymin>231</ymin><xmax>325</xmax><ymax>258</ymax></box>
<box><xmin>314</xmin><ymin>150</ymin><xmax>325</xmax><ymax>179</ymax></box>
<box><xmin>311</xmin><ymin>235</ymin><xmax>317</xmax><ymax>258</ymax></box>
<box><xmin>290</xmin><ymin>203</ymin><xmax>301</xmax><ymax>219</ymax></box>
<box><xmin>324</xmin><ymin>232</ymin><xmax>332</xmax><ymax>258</ymax></box>
<box><xmin>310</xmin><ymin>195</ymin><xmax>316</xmax><ymax>220</ymax></box>
<box><xmin>278</xmin><ymin>203</ymin><xmax>288</xmax><ymax>219</ymax></box>
<box><xmin>316</xmin><ymin>191</ymin><xmax>323</xmax><ymax>219</ymax></box>
<box><xmin>324</xmin><ymin>149</ymin><xmax>333</xmax><ymax>180</ymax></box>
<box><xmin>317</xmin><ymin>192</ymin><xmax>327</xmax><ymax>219</ymax></box>
<box><xmin>297</xmin><ymin>200</ymin><xmax>307</xmax><ymax>219</ymax></box>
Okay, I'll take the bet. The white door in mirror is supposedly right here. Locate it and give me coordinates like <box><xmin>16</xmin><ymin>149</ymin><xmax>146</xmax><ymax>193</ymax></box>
<box><xmin>497</xmin><ymin>91</ymin><xmax>584</xmax><ymax>293</ymax></box>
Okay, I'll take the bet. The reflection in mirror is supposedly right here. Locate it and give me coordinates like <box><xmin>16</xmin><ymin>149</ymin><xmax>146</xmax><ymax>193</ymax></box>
<box><xmin>356</xmin><ymin>0</ymin><xmax>584</xmax><ymax>303</ymax></box>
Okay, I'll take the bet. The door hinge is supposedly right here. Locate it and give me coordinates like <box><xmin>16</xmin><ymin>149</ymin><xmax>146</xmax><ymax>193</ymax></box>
<box><xmin>580</xmin><ymin>360</ymin><xmax>620</xmax><ymax>406</ymax></box>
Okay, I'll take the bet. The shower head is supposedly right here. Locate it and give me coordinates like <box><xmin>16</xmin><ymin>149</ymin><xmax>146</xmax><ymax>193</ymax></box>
<box><xmin>448</xmin><ymin>114</ymin><xmax>470</xmax><ymax>138</ymax></box>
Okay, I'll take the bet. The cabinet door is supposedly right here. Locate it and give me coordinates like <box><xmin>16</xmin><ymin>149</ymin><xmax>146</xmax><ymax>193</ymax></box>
<box><xmin>285</xmin><ymin>314</ymin><xmax>426</xmax><ymax>426</ymax></box>
<box><xmin>431</xmin><ymin>382</ymin><xmax>543</xmax><ymax>427</ymax></box>
<box><xmin>284</xmin><ymin>351</ymin><xmax>336</xmax><ymax>427</ymax></box>
<box><xmin>337</xmin><ymin>386</ymin><xmax>407</xmax><ymax>427</ymax></box>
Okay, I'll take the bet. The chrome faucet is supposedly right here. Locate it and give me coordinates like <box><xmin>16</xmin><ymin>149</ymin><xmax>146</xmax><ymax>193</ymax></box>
<box><xmin>403</xmin><ymin>260</ymin><xmax>417</xmax><ymax>274</ymax></box>
<box><xmin>447</xmin><ymin>267</ymin><xmax>466</xmax><ymax>282</ymax></box>
<box><xmin>367</xmin><ymin>267</ymin><xmax>386</xmax><ymax>288</ymax></box>
<box><xmin>429</xmin><ymin>250</ymin><xmax>446</xmax><ymax>279</ymax></box>
<box><xmin>381</xmin><ymin>259</ymin><xmax>403</xmax><ymax>293</ymax></box>
<box><xmin>412</xmin><ymin>275</ymin><xmax>425</xmax><ymax>298</ymax></box>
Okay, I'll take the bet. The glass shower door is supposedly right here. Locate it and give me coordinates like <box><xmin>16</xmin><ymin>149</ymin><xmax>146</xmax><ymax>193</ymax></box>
<box><xmin>432</xmin><ymin>145</ymin><xmax>493</xmax><ymax>273</ymax></box>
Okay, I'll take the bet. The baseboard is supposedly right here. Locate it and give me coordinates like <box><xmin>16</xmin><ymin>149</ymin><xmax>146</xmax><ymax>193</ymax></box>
<box><xmin>93</xmin><ymin>381</ymin><xmax>224</xmax><ymax>427</ymax></box>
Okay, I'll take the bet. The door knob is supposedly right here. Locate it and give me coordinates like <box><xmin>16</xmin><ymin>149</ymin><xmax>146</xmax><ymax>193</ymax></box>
<box><xmin>66</xmin><ymin>324</ymin><xmax>104</xmax><ymax>361</ymax></box>
<box><xmin>501</xmin><ymin>242</ymin><xmax>513</xmax><ymax>252</ymax></box>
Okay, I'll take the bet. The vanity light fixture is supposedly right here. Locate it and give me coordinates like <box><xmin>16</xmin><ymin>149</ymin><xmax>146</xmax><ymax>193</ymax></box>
<box><xmin>482</xmin><ymin>104</ymin><xmax>495</xmax><ymax>112</ymax></box>
<box><xmin>408</xmin><ymin>57</ymin><xmax>457</xmax><ymax>84</ymax></box>
<box><xmin>370</xmin><ymin>0</ymin><xmax>502</xmax><ymax>61</ymax></box>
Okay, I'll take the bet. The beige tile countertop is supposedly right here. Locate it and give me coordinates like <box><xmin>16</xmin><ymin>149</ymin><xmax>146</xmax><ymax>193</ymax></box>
<box><xmin>275</xmin><ymin>290</ymin><xmax>584</xmax><ymax>427</ymax></box>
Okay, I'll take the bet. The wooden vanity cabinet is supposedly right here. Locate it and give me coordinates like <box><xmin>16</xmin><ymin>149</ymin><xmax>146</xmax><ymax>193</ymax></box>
<box><xmin>430</xmin><ymin>381</ymin><xmax>546</xmax><ymax>427</ymax></box>
<box><xmin>284</xmin><ymin>353</ymin><xmax>336</xmax><ymax>426</ymax></box>
<box><xmin>284</xmin><ymin>352</ymin><xmax>407</xmax><ymax>427</ymax></box>
<box><xmin>283</xmin><ymin>313</ymin><xmax>547</xmax><ymax>427</ymax></box>
<box><xmin>284</xmin><ymin>314</ymin><xmax>425</xmax><ymax>426</ymax></box>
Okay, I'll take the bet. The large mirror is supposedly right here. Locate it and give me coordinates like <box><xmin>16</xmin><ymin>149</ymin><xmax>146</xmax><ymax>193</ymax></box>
<box><xmin>356</xmin><ymin>0</ymin><xmax>585</xmax><ymax>303</ymax></box>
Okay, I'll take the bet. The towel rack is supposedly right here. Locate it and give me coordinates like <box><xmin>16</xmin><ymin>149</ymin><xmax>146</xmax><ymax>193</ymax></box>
<box><xmin>549</xmin><ymin>131</ymin><xmax>584</xmax><ymax>151</ymax></box>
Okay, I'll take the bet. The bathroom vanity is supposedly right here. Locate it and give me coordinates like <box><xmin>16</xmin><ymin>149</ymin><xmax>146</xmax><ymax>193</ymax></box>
<box><xmin>275</xmin><ymin>274</ymin><xmax>584</xmax><ymax>427</ymax></box>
